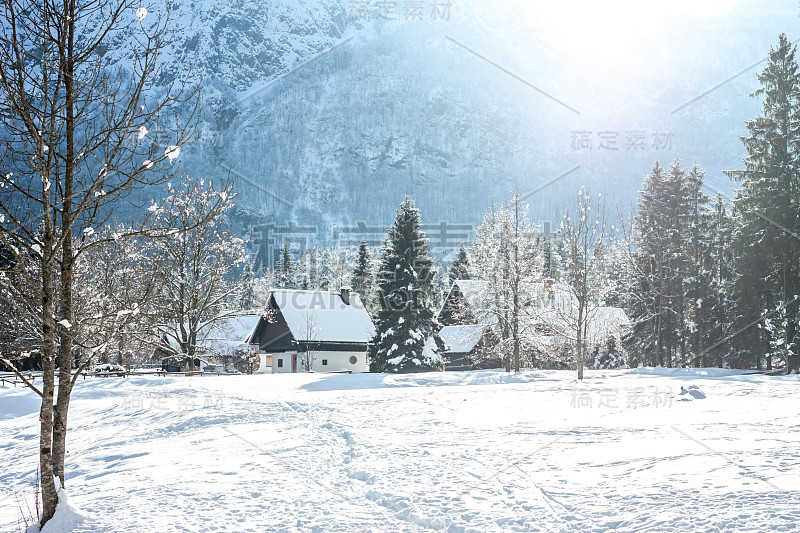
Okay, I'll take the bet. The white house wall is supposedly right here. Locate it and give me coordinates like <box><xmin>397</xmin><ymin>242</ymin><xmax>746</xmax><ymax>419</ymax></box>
<box><xmin>270</xmin><ymin>351</ymin><xmax>367</xmax><ymax>373</ymax></box>
<box><xmin>271</xmin><ymin>353</ymin><xmax>296</xmax><ymax>373</ymax></box>
<box><xmin>312</xmin><ymin>351</ymin><xmax>366</xmax><ymax>373</ymax></box>
<box><xmin>253</xmin><ymin>353</ymin><xmax>272</xmax><ymax>374</ymax></box>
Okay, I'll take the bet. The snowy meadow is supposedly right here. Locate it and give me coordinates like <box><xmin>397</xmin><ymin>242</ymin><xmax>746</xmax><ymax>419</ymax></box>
<box><xmin>1</xmin><ymin>368</ymin><xmax>798</xmax><ymax>532</ymax></box>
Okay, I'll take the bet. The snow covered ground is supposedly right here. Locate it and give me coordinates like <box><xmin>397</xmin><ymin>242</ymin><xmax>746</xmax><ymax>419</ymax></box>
<box><xmin>1</xmin><ymin>368</ymin><xmax>798</xmax><ymax>532</ymax></box>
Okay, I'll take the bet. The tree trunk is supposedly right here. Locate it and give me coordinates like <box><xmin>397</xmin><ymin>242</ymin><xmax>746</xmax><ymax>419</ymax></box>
<box><xmin>694</xmin><ymin>327</ymin><xmax>702</xmax><ymax>368</ymax></box>
<box><xmin>53</xmin><ymin>9</ymin><xmax>76</xmax><ymax>487</ymax></box>
<box><xmin>513</xmin><ymin>287</ymin><xmax>520</xmax><ymax>373</ymax></box>
<box><xmin>756</xmin><ymin>328</ymin><xmax>763</xmax><ymax>371</ymax></box>
<box><xmin>40</xmin><ymin>284</ymin><xmax>58</xmax><ymax>523</ymax></box>
<box><xmin>39</xmin><ymin>204</ymin><xmax>58</xmax><ymax>523</ymax></box>
<box><xmin>53</xmin><ymin>247</ymin><xmax>73</xmax><ymax>487</ymax></box>
<box><xmin>502</xmin><ymin>313</ymin><xmax>511</xmax><ymax>373</ymax></box>
<box><xmin>186</xmin><ymin>325</ymin><xmax>196</xmax><ymax>376</ymax></box>
<box><xmin>655</xmin><ymin>279</ymin><xmax>664</xmax><ymax>367</ymax></box>
<box><xmin>577</xmin><ymin>306</ymin><xmax>584</xmax><ymax>381</ymax></box>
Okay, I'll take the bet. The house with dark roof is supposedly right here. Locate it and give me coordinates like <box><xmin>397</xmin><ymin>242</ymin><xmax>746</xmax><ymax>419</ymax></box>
<box><xmin>248</xmin><ymin>287</ymin><xmax>375</xmax><ymax>373</ymax></box>
<box><xmin>437</xmin><ymin>279</ymin><xmax>629</xmax><ymax>369</ymax></box>
<box><xmin>437</xmin><ymin>324</ymin><xmax>501</xmax><ymax>371</ymax></box>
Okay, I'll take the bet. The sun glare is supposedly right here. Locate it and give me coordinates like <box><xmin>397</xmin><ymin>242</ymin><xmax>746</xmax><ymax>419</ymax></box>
<box><xmin>520</xmin><ymin>0</ymin><xmax>746</xmax><ymax>70</ymax></box>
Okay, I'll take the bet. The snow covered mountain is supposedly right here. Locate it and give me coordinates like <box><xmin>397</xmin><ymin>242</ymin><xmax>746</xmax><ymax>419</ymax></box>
<box><xmin>119</xmin><ymin>0</ymin><xmax>797</xmax><ymax>240</ymax></box>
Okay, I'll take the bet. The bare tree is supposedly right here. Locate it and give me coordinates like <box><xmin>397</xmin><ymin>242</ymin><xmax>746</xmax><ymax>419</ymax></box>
<box><xmin>559</xmin><ymin>188</ymin><xmax>612</xmax><ymax>380</ymax></box>
<box><xmin>300</xmin><ymin>309</ymin><xmax>321</xmax><ymax>372</ymax></box>
<box><xmin>471</xmin><ymin>196</ymin><xmax>544</xmax><ymax>372</ymax></box>
<box><xmin>0</xmin><ymin>0</ymin><xmax>197</xmax><ymax>524</ymax></box>
<box><xmin>1</xmin><ymin>231</ymin><xmax>159</xmax><ymax>373</ymax></box>
<box><xmin>146</xmin><ymin>177</ymin><xmax>246</xmax><ymax>374</ymax></box>
<box><xmin>76</xmin><ymin>227</ymin><xmax>163</xmax><ymax>369</ymax></box>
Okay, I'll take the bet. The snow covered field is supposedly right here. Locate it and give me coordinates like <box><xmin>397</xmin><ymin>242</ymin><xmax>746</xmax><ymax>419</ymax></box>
<box><xmin>1</xmin><ymin>369</ymin><xmax>798</xmax><ymax>532</ymax></box>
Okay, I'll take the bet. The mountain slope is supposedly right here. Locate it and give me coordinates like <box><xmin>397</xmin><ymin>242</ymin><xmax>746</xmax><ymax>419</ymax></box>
<box><xmin>113</xmin><ymin>0</ymin><xmax>797</xmax><ymax>245</ymax></box>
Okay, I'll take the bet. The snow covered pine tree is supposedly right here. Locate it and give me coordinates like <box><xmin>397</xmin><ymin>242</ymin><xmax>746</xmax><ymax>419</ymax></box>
<box><xmin>729</xmin><ymin>33</ymin><xmax>800</xmax><ymax>374</ymax></box>
<box><xmin>351</xmin><ymin>238</ymin><xmax>377</xmax><ymax>314</ymax></box>
<box><xmin>274</xmin><ymin>241</ymin><xmax>296</xmax><ymax>289</ymax></box>
<box><xmin>368</xmin><ymin>198</ymin><xmax>445</xmax><ymax>372</ymax></box>
<box><xmin>448</xmin><ymin>242</ymin><xmax>471</xmax><ymax>284</ymax></box>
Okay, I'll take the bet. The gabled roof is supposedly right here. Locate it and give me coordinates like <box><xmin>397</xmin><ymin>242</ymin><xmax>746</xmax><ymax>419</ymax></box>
<box><xmin>270</xmin><ymin>289</ymin><xmax>376</xmax><ymax>344</ymax></box>
<box><xmin>439</xmin><ymin>324</ymin><xmax>486</xmax><ymax>354</ymax></box>
<box><xmin>205</xmin><ymin>314</ymin><xmax>262</xmax><ymax>352</ymax></box>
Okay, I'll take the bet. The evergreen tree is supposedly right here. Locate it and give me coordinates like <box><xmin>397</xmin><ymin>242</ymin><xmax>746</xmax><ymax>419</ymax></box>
<box><xmin>295</xmin><ymin>249</ymin><xmax>317</xmax><ymax>290</ymax></box>
<box><xmin>275</xmin><ymin>242</ymin><xmax>295</xmax><ymax>289</ymax></box>
<box><xmin>663</xmin><ymin>157</ymin><xmax>690</xmax><ymax>366</ymax></box>
<box><xmin>240</xmin><ymin>265</ymin><xmax>257</xmax><ymax>309</ymax></box>
<box><xmin>448</xmin><ymin>242</ymin><xmax>471</xmax><ymax>284</ymax></box>
<box><xmin>730</xmin><ymin>33</ymin><xmax>800</xmax><ymax>373</ymax></box>
<box><xmin>367</xmin><ymin>198</ymin><xmax>445</xmax><ymax>373</ymax></box>
<box><xmin>683</xmin><ymin>163</ymin><xmax>714</xmax><ymax>366</ymax></box>
<box><xmin>705</xmin><ymin>193</ymin><xmax>735</xmax><ymax>367</ymax></box>
<box><xmin>626</xmin><ymin>159</ymin><xmax>738</xmax><ymax>368</ymax></box>
<box><xmin>351</xmin><ymin>239</ymin><xmax>376</xmax><ymax>312</ymax></box>
<box><xmin>762</xmin><ymin>300</ymin><xmax>798</xmax><ymax>370</ymax></box>
<box><xmin>626</xmin><ymin>161</ymin><xmax>678</xmax><ymax>366</ymax></box>
<box><xmin>429</xmin><ymin>261</ymin><xmax>451</xmax><ymax>312</ymax></box>
<box><xmin>626</xmin><ymin>158</ymin><xmax>729</xmax><ymax>367</ymax></box>
<box><xmin>317</xmin><ymin>246</ymin><xmax>355</xmax><ymax>291</ymax></box>
<box><xmin>589</xmin><ymin>335</ymin><xmax>625</xmax><ymax>370</ymax></box>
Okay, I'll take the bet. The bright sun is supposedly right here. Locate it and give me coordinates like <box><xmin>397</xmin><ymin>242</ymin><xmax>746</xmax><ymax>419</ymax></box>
<box><xmin>520</xmin><ymin>0</ymin><xmax>747</xmax><ymax>70</ymax></box>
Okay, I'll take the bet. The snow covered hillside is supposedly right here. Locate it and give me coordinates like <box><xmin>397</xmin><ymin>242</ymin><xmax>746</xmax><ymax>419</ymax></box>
<box><xmin>111</xmin><ymin>0</ymin><xmax>799</xmax><ymax>235</ymax></box>
<box><xmin>1</xmin><ymin>369</ymin><xmax>798</xmax><ymax>532</ymax></box>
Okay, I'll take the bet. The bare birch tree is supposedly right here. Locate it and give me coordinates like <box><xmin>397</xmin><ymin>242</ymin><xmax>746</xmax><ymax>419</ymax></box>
<box><xmin>301</xmin><ymin>309</ymin><xmax>321</xmax><ymax>372</ymax></box>
<box><xmin>0</xmin><ymin>0</ymin><xmax>197</xmax><ymax>524</ymax></box>
<box><xmin>559</xmin><ymin>188</ymin><xmax>612</xmax><ymax>380</ymax></box>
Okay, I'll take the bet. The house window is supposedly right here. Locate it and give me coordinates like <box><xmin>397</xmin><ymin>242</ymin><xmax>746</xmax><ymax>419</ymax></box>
<box><xmin>277</xmin><ymin>359</ymin><xmax>283</xmax><ymax>368</ymax></box>
<box><xmin>321</xmin><ymin>359</ymin><xmax>328</xmax><ymax>366</ymax></box>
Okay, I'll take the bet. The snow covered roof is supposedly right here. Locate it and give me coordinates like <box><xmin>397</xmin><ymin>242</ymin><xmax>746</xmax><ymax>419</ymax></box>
<box><xmin>160</xmin><ymin>313</ymin><xmax>262</xmax><ymax>356</ymax></box>
<box><xmin>448</xmin><ymin>280</ymin><xmax>480</xmax><ymax>315</ymax></box>
<box><xmin>439</xmin><ymin>325</ymin><xmax>485</xmax><ymax>354</ymax></box>
<box><xmin>270</xmin><ymin>289</ymin><xmax>376</xmax><ymax>344</ymax></box>
<box><xmin>203</xmin><ymin>313</ymin><xmax>262</xmax><ymax>354</ymax></box>
<box><xmin>527</xmin><ymin>304</ymin><xmax>630</xmax><ymax>343</ymax></box>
